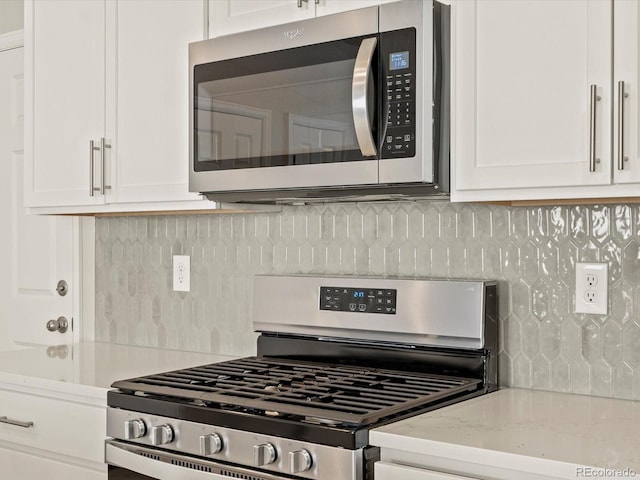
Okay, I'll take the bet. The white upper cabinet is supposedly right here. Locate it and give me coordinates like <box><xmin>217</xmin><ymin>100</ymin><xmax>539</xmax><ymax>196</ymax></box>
<box><xmin>25</xmin><ymin>0</ymin><xmax>107</xmax><ymax>208</ymax></box>
<box><xmin>25</xmin><ymin>0</ymin><xmax>215</xmax><ymax>213</ymax></box>
<box><xmin>452</xmin><ymin>0</ymin><xmax>612</xmax><ymax>202</ymax></box>
<box><xmin>613</xmin><ymin>0</ymin><xmax>640</xmax><ymax>185</ymax></box>
<box><xmin>315</xmin><ymin>0</ymin><xmax>399</xmax><ymax>17</ymax></box>
<box><xmin>452</xmin><ymin>0</ymin><xmax>640</xmax><ymax>203</ymax></box>
<box><xmin>209</xmin><ymin>1</ymin><xmax>314</xmax><ymax>37</ymax></box>
<box><xmin>208</xmin><ymin>0</ymin><xmax>399</xmax><ymax>38</ymax></box>
<box><xmin>106</xmin><ymin>1</ymin><xmax>204</xmax><ymax>204</ymax></box>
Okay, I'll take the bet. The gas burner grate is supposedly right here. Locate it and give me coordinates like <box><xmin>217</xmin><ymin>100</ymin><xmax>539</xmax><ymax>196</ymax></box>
<box><xmin>112</xmin><ymin>357</ymin><xmax>481</xmax><ymax>426</ymax></box>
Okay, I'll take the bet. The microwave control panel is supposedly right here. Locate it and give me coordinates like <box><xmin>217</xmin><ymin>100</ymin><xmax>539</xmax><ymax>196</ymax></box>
<box><xmin>381</xmin><ymin>28</ymin><xmax>416</xmax><ymax>159</ymax></box>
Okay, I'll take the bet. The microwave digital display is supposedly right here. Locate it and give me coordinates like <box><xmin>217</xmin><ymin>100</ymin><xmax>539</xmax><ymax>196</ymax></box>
<box><xmin>389</xmin><ymin>51</ymin><xmax>409</xmax><ymax>70</ymax></box>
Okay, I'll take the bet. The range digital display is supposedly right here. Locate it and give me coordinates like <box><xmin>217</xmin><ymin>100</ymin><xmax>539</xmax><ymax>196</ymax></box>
<box><xmin>320</xmin><ymin>286</ymin><xmax>397</xmax><ymax>314</ymax></box>
<box><xmin>389</xmin><ymin>51</ymin><xmax>409</xmax><ymax>70</ymax></box>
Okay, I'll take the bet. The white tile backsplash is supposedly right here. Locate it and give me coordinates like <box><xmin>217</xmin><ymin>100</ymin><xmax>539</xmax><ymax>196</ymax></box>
<box><xmin>95</xmin><ymin>201</ymin><xmax>640</xmax><ymax>400</ymax></box>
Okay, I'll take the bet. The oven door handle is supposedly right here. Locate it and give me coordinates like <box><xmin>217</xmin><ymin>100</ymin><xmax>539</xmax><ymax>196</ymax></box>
<box><xmin>352</xmin><ymin>36</ymin><xmax>378</xmax><ymax>158</ymax></box>
<box><xmin>106</xmin><ymin>442</ymin><xmax>229</xmax><ymax>480</ymax></box>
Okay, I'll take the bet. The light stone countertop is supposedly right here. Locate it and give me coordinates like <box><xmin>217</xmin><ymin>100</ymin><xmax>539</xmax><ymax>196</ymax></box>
<box><xmin>370</xmin><ymin>388</ymin><xmax>640</xmax><ymax>477</ymax></box>
<box><xmin>0</xmin><ymin>341</ymin><xmax>240</xmax><ymax>405</ymax></box>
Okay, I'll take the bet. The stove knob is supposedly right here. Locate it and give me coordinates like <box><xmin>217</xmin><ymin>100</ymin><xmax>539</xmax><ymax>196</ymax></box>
<box><xmin>124</xmin><ymin>419</ymin><xmax>147</xmax><ymax>440</ymax></box>
<box><xmin>290</xmin><ymin>449</ymin><xmax>313</xmax><ymax>473</ymax></box>
<box><xmin>253</xmin><ymin>443</ymin><xmax>277</xmax><ymax>466</ymax></box>
<box><xmin>200</xmin><ymin>433</ymin><xmax>223</xmax><ymax>455</ymax></box>
<box><xmin>150</xmin><ymin>424</ymin><xmax>174</xmax><ymax>445</ymax></box>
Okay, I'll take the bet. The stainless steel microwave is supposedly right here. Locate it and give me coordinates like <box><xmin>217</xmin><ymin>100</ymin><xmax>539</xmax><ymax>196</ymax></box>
<box><xmin>189</xmin><ymin>0</ymin><xmax>449</xmax><ymax>203</ymax></box>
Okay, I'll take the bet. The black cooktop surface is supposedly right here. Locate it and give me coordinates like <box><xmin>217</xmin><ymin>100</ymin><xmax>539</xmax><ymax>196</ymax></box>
<box><xmin>111</xmin><ymin>356</ymin><xmax>481</xmax><ymax>427</ymax></box>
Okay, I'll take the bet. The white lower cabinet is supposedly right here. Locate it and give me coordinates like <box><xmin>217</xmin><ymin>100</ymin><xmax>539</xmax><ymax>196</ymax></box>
<box><xmin>376</xmin><ymin>461</ymin><xmax>482</xmax><ymax>480</ymax></box>
<box><xmin>375</xmin><ymin>450</ymin><xmax>571</xmax><ymax>480</ymax></box>
<box><xmin>0</xmin><ymin>446</ymin><xmax>106</xmax><ymax>480</ymax></box>
<box><xmin>0</xmin><ymin>385</ymin><xmax>107</xmax><ymax>480</ymax></box>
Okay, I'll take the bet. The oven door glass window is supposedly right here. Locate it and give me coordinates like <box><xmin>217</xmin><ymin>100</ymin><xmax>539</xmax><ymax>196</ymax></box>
<box><xmin>108</xmin><ymin>465</ymin><xmax>156</xmax><ymax>479</ymax></box>
<box><xmin>193</xmin><ymin>35</ymin><xmax>378</xmax><ymax>172</ymax></box>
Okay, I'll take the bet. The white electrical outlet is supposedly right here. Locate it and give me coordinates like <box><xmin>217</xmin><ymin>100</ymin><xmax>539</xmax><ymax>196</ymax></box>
<box><xmin>575</xmin><ymin>263</ymin><xmax>607</xmax><ymax>315</ymax></box>
<box><xmin>173</xmin><ymin>255</ymin><xmax>190</xmax><ymax>292</ymax></box>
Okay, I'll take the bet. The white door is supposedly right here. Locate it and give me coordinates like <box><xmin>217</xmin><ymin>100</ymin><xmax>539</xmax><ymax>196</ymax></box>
<box><xmin>24</xmin><ymin>0</ymin><xmax>106</xmax><ymax>208</ymax></box>
<box><xmin>0</xmin><ymin>46</ymin><xmax>75</xmax><ymax>347</ymax></box>
<box><xmin>453</xmin><ymin>0</ymin><xmax>612</xmax><ymax>195</ymax></box>
<box><xmin>208</xmin><ymin>0</ymin><xmax>315</xmax><ymax>38</ymax></box>
<box><xmin>613</xmin><ymin>0</ymin><xmax>640</xmax><ymax>185</ymax></box>
<box><xmin>107</xmin><ymin>0</ymin><xmax>205</xmax><ymax>204</ymax></box>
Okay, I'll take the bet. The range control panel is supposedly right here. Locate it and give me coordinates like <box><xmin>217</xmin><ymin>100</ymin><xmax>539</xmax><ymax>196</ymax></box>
<box><xmin>320</xmin><ymin>286</ymin><xmax>397</xmax><ymax>314</ymax></box>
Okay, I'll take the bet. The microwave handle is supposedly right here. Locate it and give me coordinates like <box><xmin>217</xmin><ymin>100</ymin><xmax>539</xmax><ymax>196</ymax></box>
<box><xmin>352</xmin><ymin>36</ymin><xmax>378</xmax><ymax>157</ymax></box>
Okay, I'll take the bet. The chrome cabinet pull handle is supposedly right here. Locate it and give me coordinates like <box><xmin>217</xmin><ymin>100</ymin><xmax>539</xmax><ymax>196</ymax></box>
<box><xmin>101</xmin><ymin>137</ymin><xmax>112</xmax><ymax>194</ymax></box>
<box><xmin>352</xmin><ymin>37</ymin><xmax>378</xmax><ymax>157</ymax></box>
<box><xmin>0</xmin><ymin>416</ymin><xmax>34</xmax><ymax>429</ymax></box>
<box><xmin>618</xmin><ymin>80</ymin><xmax>629</xmax><ymax>170</ymax></box>
<box><xmin>588</xmin><ymin>84</ymin><xmax>600</xmax><ymax>172</ymax></box>
<box><xmin>297</xmin><ymin>0</ymin><xmax>309</xmax><ymax>7</ymax></box>
<box><xmin>89</xmin><ymin>140</ymin><xmax>100</xmax><ymax>196</ymax></box>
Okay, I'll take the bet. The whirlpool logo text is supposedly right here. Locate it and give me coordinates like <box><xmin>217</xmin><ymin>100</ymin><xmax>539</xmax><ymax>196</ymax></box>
<box><xmin>283</xmin><ymin>28</ymin><xmax>304</xmax><ymax>40</ymax></box>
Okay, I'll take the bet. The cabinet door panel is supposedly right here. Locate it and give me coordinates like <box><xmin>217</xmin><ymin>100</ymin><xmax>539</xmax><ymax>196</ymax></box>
<box><xmin>209</xmin><ymin>0</ymin><xmax>314</xmax><ymax>38</ymax></box>
<box><xmin>454</xmin><ymin>0</ymin><xmax>611</xmax><ymax>193</ymax></box>
<box><xmin>614</xmin><ymin>0</ymin><xmax>640</xmax><ymax>184</ymax></box>
<box><xmin>316</xmin><ymin>0</ymin><xmax>398</xmax><ymax>17</ymax></box>
<box><xmin>0</xmin><ymin>445</ymin><xmax>106</xmax><ymax>480</ymax></box>
<box><xmin>107</xmin><ymin>0</ymin><xmax>204</xmax><ymax>204</ymax></box>
<box><xmin>375</xmin><ymin>462</ymin><xmax>481</xmax><ymax>480</ymax></box>
<box><xmin>25</xmin><ymin>0</ymin><xmax>106</xmax><ymax>208</ymax></box>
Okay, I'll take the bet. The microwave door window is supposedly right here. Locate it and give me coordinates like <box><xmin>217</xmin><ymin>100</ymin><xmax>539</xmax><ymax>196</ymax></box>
<box><xmin>193</xmin><ymin>36</ymin><xmax>377</xmax><ymax>173</ymax></box>
<box><xmin>196</xmin><ymin>97</ymin><xmax>268</xmax><ymax>168</ymax></box>
<box><xmin>289</xmin><ymin>114</ymin><xmax>353</xmax><ymax>165</ymax></box>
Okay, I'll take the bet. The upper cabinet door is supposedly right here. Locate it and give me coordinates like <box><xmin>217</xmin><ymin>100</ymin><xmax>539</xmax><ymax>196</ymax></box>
<box><xmin>24</xmin><ymin>0</ymin><xmax>106</xmax><ymax>208</ymax></box>
<box><xmin>106</xmin><ymin>1</ymin><xmax>205</xmax><ymax>204</ymax></box>
<box><xmin>613</xmin><ymin>0</ymin><xmax>640</xmax><ymax>185</ymax></box>
<box><xmin>453</xmin><ymin>0</ymin><xmax>612</xmax><ymax>195</ymax></box>
<box><xmin>208</xmin><ymin>0</ymin><xmax>314</xmax><ymax>38</ymax></box>
<box><xmin>315</xmin><ymin>0</ymin><xmax>398</xmax><ymax>17</ymax></box>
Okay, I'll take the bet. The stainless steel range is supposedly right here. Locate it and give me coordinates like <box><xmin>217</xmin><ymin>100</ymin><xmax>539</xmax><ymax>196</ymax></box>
<box><xmin>105</xmin><ymin>275</ymin><xmax>498</xmax><ymax>480</ymax></box>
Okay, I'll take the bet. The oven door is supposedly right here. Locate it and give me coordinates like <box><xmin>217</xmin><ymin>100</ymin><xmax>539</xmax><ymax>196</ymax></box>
<box><xmin>189</xmin><ymin>9</ymin><xmax>381</xmax><ymax>195</ymax></box>
<box><xmin>106</xmin><ymin>440</ymin><xmax>289</xmax><ymax>480</ymax></box>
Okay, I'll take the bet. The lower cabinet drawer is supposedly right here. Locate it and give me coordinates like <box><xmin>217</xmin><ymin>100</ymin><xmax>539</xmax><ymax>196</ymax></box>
<box><xmin>375</xmin><ymin>462</ymin><xmax>483</xmax><ymax>480</ymax></box>
<box><xmin>0</xmin><ymin>388</ymin><xmax>106</xmax><ymax>463</ymax></box>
